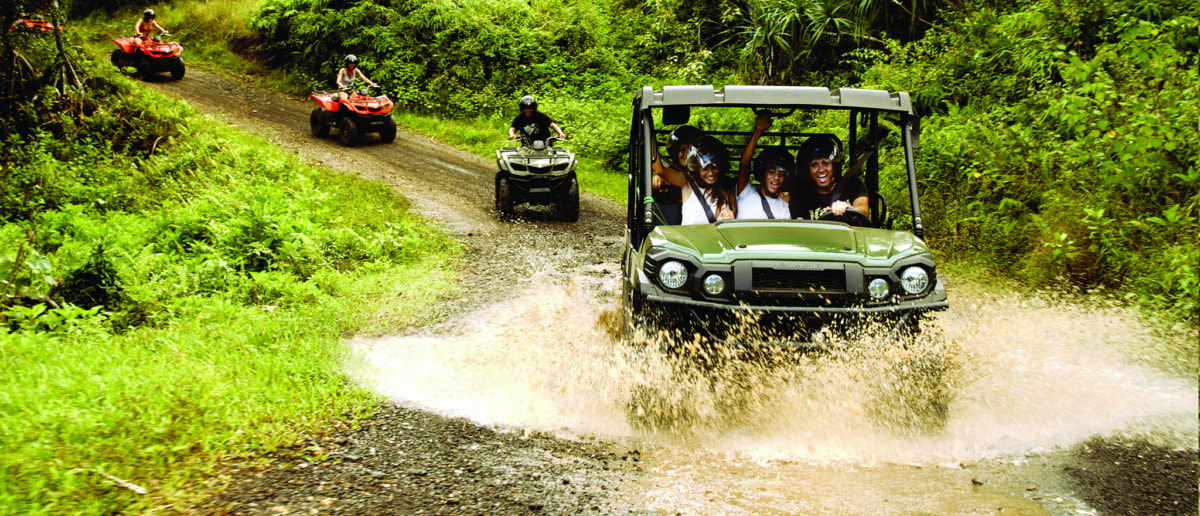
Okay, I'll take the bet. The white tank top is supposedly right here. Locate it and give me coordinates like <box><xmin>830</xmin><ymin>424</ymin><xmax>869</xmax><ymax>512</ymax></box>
<box><xmin>681</xmin><ymin>186</ymin><xmax>721</xmax><ymax>225</ymax></box>
<box><xmin>337</xmin><ymin>68</ymin><xmax>355</xmax><ymax>89</ymax></box>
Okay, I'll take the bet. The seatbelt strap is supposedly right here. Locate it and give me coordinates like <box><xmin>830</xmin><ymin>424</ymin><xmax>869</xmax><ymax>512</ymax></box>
<box><xmin>684</xmin><ymin>175</ymin><xmax>717</xmax><ymax>223</ymax></box>
<box><xmin>758</xmin><ymin>188</ymin><xmax>776</xmax><ymax>220</ymax></box>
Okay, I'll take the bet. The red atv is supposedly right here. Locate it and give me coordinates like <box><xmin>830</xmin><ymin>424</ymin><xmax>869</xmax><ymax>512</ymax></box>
<box><xmin>10</xmin><ymin>15</ymin><xmax>63</xmax><ymax>32</ymax></box>
<box><xmin>110</xmin><ymin>35</ymin><xmax>185</xmax><ymax>80</ymax></box>
<box><xmin>309</xmin><ymin>86</ymin><xmax>397</xmax><ymax>146</ymax></box>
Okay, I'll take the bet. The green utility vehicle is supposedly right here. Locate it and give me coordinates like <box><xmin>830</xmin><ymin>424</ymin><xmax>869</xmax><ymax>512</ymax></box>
<box><xmin>621</xmin><ymin>85</ymin><xmax>948</xmax><ymax>348</ymax></box>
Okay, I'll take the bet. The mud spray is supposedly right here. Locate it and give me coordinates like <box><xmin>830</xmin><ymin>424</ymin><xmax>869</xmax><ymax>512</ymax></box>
<box><xmin>348</xmin><ymin>275</ymin><xmax>1198</xmax><ymax>515</ymax></box>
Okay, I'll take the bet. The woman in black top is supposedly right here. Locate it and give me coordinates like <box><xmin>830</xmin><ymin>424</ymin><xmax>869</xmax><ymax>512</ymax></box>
<box><xmin>790</xmin><ymin>135</ymin><xmax>869</xmax><ymax>220</ymax></box>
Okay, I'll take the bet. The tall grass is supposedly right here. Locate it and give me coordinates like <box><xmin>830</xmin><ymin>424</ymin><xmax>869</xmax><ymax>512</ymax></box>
<box><xmin>0</xmin><ymin>64</ymin><xmax>462</xmax><ymax>513</ymax></box>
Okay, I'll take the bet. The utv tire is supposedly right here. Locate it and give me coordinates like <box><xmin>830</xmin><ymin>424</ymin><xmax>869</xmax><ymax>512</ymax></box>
<box><xmin>561</xmin><ymin>176</ymin><xmax>580</xmax><ymax>222</ymax></box>
<box><xmin>310</xmin><ymin>109</ymin><xmax>330</xmax><ymax>138</ymax></box>
<box><xmin>621</xmin><ymin>280</ymin><xmax>645</xmax><ymax>344</ymax></box>
<box><xmin>169</xmin><ymin>58</ymin><xmax>185</xmax><ymax>80</ymax></box>
<box><xmin>338</xmin><ymin>117</ymin><xmax>357</xmax><ymax>146</ymax></box>
<box><xmin>379</xmin><ymin>116</ymin><xmax>397</xmax><ymax>143</ymax></box>
<box><xmin>495</xmin><ymin>174</ymin><xmax>514</xmax><ymax>216</ymax></box>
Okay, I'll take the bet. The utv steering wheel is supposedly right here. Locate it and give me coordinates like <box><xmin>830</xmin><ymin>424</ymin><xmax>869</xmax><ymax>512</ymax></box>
<box><xmin>818</xmin><ymin>207</ymin><xmax>870</xmax><ymax>227</ymax></box>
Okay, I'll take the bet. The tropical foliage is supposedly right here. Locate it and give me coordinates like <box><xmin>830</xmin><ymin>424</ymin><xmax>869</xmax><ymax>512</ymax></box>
<box><xmin>1</xmin><ymin>25</ymin><xmax>461</xmax><ymax>513</ymax></box>
<box><xmin>243</xmin><ymin>0</ymin><xmax>1197</xmax><ymax>323</ymax></box>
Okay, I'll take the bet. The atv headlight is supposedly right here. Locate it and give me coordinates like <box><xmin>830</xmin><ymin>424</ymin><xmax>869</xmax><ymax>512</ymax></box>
<box><xmin>658</xmin><ymin>261</ymin><xmax>689</xmax><ymax>290</ymax></box>
<box><xmin>900</xmin><ymin>266</ymin><xmax>929</xmax><ymax>294</ymax></box>
<box><xmin>868</xmin><ymin>278</ymin><xmax>890</xmax><ymax>299</ymax></box>
<box><xmin>703</xmin><ymin>274</ymin><xmax>726</xmax><ymax>296</ymax></box>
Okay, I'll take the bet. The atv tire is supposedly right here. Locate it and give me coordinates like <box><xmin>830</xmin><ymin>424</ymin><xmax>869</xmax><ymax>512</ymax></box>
<box><xmin>310</xmin><ymin>109</ymin><xmax>330</xmax><ymax>138</ymax></box>
<box><xmin>495</xmin><ymin>173</ymin><xmax>514</xmax><ymax>216</ymax></box>
<box><xmin>109</xmin><ymin>49</ymin><xmax>125</xmax><ymax>68</ymax></box>
<box><xmin>169</xmin><ymin>58</ymin><xmax>185</xmax><ymax>80</ymax></box>
<box><xmin>338</xmin><ymin>117</ymin><xmax>357</xmax><ymax>147</ymax></box>
<box><xmin>379</xmin><ymin>116</ymin><xmax>397</xmax><ymax>143</ymax></box>
<box><xmin>560</xmin><ymin>176</ymin><xmax>580</xmax><ymax>222</ymax></box>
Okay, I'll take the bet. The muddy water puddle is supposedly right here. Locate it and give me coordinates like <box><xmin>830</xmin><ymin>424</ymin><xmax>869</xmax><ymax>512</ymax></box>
<box><xmin>348</xmin><ymin>276</ymin><xmax>1198</xmax><ymax>515</ymax></box>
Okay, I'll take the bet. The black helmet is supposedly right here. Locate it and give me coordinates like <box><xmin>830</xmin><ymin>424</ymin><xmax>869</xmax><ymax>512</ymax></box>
<box><xmin>143</xmin><ymin>9</ymin><xmax>155</xmax><ymax>19</ymax></box>
<box><xmin>754</xmin><ymin>147</ymin><xmax>795</xmax><ymax>182</ymax></box>
<box><xmin>667</xmin><ymin>125</ymin><xmax>703</xmax><ymax>164</ymax></box>
<box><xmin>518</xmin><ymin>95</ymin><xmax>537</xmax><ymax>112</ymax></box>
<box><xmin>686</xmin><ymin>135</ymin><xmax>731</xmax><ymax>175</ymax></box>
<box><xmin>797</xmin><ymin>135</ymin><xmax>841</xmax><ymax>167</ymax></box>
<box><xmin>344</xmin><ymin>54</ymin><xmax>358</xmax><ymax>65</ymax></box>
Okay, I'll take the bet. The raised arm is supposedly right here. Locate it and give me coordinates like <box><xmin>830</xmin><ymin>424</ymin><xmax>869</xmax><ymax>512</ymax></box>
<box><xmin>652</xmin><ymin>145</ymin><xmax>688</xmax><ymax>188</ymax></box>
<box><xmin>738</xmin><ymin>114</ymin><xmax>772</xmax><ymax>192</ymax></box>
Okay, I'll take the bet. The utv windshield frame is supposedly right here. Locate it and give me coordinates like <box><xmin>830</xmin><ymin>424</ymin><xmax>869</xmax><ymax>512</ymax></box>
<box><xmin>625</xmin><ymin>85</ymin><xmax>926</xmax><ymax>251</ymax></box>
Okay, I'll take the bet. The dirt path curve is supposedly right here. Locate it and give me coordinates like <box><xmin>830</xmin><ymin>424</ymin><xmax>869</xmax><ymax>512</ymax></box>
<box><xmin>148</xmin><ymin>68</ymin><xmax>646</xmax><ymax>515</ymax></box>
<box><xmin>150</xmin><ymin>68</ymin><xmax>627</xmax><ymax>324</ymax></box>
<box><xmin>146</xmin><ymin>69</ymin><xmax>1198</xmax><ymax>516</ymax></box>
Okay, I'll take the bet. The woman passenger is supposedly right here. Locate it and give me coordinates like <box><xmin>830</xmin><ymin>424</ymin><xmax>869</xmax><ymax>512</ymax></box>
<box><xmin>653</xmin><ymin>135</ymin><xmax>737</xmax><ymax>223</ymax></box>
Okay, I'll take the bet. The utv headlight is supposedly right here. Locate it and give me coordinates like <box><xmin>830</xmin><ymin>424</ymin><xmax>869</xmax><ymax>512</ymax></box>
<box><xmin>900</xmin><ymin>266</ymin><xmax>929</xmax><ymax>294</ymax></box>
<box><xmin>703</xmin><ymin>274</ymin><xmax>726</xmax><ymax>296</ymax></box>
<box><xmin>658</xmin><ymin>261</ymin><xmax>689</xmax><ymax>290</ymax></box>
<box><xmin>868</xmin><ymin>278</ymin><xmax>890</xmax><ymax>299</ymax></box>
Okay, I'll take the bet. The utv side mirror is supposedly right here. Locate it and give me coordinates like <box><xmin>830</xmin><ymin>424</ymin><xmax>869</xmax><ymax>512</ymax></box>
<box><xmin>663</xmin><ymin>106</ymin><xmax>690</xmax><ymax>126</ymax></box>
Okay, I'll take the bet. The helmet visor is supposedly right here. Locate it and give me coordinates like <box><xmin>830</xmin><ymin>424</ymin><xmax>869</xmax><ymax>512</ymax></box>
<box><xmin>687</xmin><ymin>147</ymin><xmax>725</xmax><ymax>172</ymax></box>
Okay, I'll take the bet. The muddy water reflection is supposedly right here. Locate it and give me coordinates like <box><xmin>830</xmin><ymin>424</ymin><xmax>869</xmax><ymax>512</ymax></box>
<box><xmin>349</xmin><ymin>276</ymin><xmax>1198</xmax><ymax>514</ymax></box>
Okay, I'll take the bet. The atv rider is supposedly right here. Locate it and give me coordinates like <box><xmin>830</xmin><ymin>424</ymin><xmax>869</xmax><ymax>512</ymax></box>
<box><xmin>507</xmin><ymin>96</ymin><xmax>567</xmax><ymax>145</ymax></box>
<box><xmin>134</xmin><ymin>9</ymin><xmax>168</xmax><ymax>44</ymax></box>
<box><xmin>337</xmin><ymin>55</ymin><xmax>377</xmax><ymax>103</ymax></box>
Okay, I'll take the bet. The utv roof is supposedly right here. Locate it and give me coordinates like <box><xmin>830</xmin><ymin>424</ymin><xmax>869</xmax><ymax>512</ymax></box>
<box><xmin>638</xmin><ymin>85</ymin><xmax>913</xmax><ymax>114</ymax></box>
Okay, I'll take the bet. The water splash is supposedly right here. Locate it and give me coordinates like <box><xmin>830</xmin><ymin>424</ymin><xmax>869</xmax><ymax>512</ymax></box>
<box><xmin>348</xmin><ymin>275</ymin><xmax>1198</xmax><ymax>465</ymax></box>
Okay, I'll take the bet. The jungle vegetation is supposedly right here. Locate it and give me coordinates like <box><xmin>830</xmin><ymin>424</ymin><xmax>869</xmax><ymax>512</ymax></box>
<box><xmin>0</xmin><ymin>0</ymin><xmax>1196</xmax><ymax>512</ymax></box>
<box><xmin>244</xmin><ymin>0</ymin><xmax>1197</xmax><ymax>325</ymax></box>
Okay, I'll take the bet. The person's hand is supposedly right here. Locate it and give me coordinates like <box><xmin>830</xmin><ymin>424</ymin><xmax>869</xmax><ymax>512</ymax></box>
<box><xmin>717</xmin><ymin>207</ymin><xmax>735</xmax><ymax>221</ymax></box>
<box><xmin>756</xmin><ymin>114</ymin><xmax>772</xmax><ymax>131</ymax></box>
<box><xmin>652</xmin><ymin>174</ymin><xmax>666</xmax><ymax>191</ymax></box>
<box><xmin>830</xmin><ymin>200</ymin><xmax>849</xmax><ymax>216</ymax></box>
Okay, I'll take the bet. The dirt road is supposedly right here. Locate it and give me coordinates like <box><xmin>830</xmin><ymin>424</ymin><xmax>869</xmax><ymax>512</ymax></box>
<box><xmin>146</xmin><ymin>68</ymin><xmax>1198</xmax><ymax>516</ymax></box>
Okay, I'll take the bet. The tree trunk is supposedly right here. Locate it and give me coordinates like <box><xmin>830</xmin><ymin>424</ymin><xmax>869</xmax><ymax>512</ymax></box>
<box><xmin>47</xmin><ymin>0</ymin><xmax>83</xmax><ymax>94</ymax></box>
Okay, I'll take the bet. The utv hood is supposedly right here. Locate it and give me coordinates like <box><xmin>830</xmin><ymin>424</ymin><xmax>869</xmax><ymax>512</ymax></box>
<box><xmin>650</xmin><ymin>220</ymin><xmax>928</xmax><ymax>263</ymax></box>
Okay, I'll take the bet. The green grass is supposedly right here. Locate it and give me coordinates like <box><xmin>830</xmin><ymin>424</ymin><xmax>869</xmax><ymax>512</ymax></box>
<box><xmin>0</xmin><ymin>58</ymin><xmax>462</xmax><ymax>513</ymax></box>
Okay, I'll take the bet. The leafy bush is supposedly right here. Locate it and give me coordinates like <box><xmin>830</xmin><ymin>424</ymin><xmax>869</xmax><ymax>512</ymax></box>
<box><xmin>0</xmin><ymin>60</ymin><xmax>461</xmax><ymax>513</ymax></box>
<box><xmin>862</xmin><ymin>0</ymin><xmax>1200</xmax><ymax>323</ymax></box>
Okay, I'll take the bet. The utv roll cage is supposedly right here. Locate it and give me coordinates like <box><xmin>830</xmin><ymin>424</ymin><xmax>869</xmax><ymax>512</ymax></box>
<box><xmin>626</xmin><ymin>85</ymin><xmax>925</xmax><ymax>248</ymax></box>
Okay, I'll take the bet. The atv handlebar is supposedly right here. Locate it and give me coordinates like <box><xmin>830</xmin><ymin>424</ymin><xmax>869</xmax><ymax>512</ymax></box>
<box><xmin>505</xmin><ymin>135</ymin><xmax>569</xmax><ymax>149</ymax></box>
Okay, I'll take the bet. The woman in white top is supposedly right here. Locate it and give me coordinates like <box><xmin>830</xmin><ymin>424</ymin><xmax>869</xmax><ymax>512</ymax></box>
<box><xmin>653</xmin><ymin>135</ymin><xmax>737</xmax><ymax>224</ymax></box>
<box><xmin>736</xmin><ymin>114</ymin><xmax>794</xmax><ymax>219</ymax></box>
<box><xmin>337</xmin><ymin>54</ymin><xmax>377</xmax><ymax>102</ymax></box>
